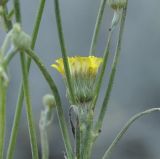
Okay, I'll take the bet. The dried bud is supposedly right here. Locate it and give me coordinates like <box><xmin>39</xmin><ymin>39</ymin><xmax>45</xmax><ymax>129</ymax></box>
<box><xmin>42</xmin><ymin>94</ymin><xmax>56</xmax><ymax>108</ymax></box>
<box><xmin>108</xmin><ymin>0</ymin><xmax>127</xmax><ymax>10</ymax></box>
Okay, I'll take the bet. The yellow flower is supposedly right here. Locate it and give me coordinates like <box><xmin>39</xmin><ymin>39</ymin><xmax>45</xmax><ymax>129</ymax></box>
<box><xmin>51</xmin><ymin>56</ymin><xmax>103</xmax><ymax>76</ymax></box>
<box><xmin>51</xmin><ymin>56</ymin><xmax>103</xmax><ymax>104</ymax></box>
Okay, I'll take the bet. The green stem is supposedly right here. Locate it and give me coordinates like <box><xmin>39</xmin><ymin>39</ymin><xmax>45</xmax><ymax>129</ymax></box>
<box><xmin>40</xmin><ymin>128</ymin><xmax>49</xmax><ymax>159</ymax></box>
<box><xmin>91</xmin><ymin>28</ymin><xmax>113</xmax><ymax>111</ymax></box>
<box><xmin>13</xmin><ymin>0</ymin><xmax>21</xmax><ymax>23</ymax></box>
<box><xmin>0</xmin><ymin>3</ymin><xmax>12</xmax><ymax>159</ymax></box>
<box><xmin>10</xmin><ymin>0</ymin><xmax>39</xmax><ymax>159</ymax></box>
<box><xmin>1</xmin><ymin>6</ymin><xmax>12</xmax><ymax>31</ymax></box>
<box><xmin>6</xmin><ymin>0</ymin><xmax>46</xmax><ymax>159</ymax></box>
<box><xmin>89</xmin><ymin>0</ymin><xmax>107</xmax><ymax>56</ymax></box>
<box><xmin>39</xmin><ymin>107</ymin><xmax>53</xmax><ymax>159</ymax></box>
<box><xmin>0</xmin><ymin>78</ymin><xmax>7</xmax><ymax>159</ymax></box>
<box><xmin>30</xmin><ymin>0</ymin><xmax>46</xmax><ymax>49</ymax></box>
<box><xmin>53</xmin><ymin>0</ymin><xmax>75</xmax><ymax>103</ymax></box>
<box><xmin>4</xmin><ymin>48</ymin><xmax>18</xmax><ymax>66</ymax></box>
<box><xmin>0</xmin><ymin>0</ymin><xmax>8</xmax><ymax>6</ymax></box>
<box><xmin>75</xmin><ymin>117</ymin><xmax>81</xmax><ymax>159</ymax></box>
<box><xmin>20</xmin><ymin>53</ymin><xmax>39</xmax><ymax>159</ymax></box>
<box><xmin>102</xmin><ymin>108</ymin><xmax>160</xmax><ymax>159</ymax></box>
<box><xmin>6</xmin><ymin>86</ymin><xmax>24</xmax><ymax>159</ymax></box>
<box><xmin>95</xmin><ymin>4</ymin><xmax>128</xmax><ymax>135</ymax></box>
<box><xmin>82</xmin><ymin>13</ymin><xmax>115</xmax><ymax>159</ymax></box>
<box><xmin>7</xmin><ymin>8</ymin><xmax>14</xmax><ymax>20</ymax></box>
<box><xmin>81</xmin><ymin>110</ymin><xmax>94</xmax><ymax>159</ymax></box>
<box><xmin>24</xmin><ymin>48</ymin><xmax>73</xmax><ymax>159</ymax></box>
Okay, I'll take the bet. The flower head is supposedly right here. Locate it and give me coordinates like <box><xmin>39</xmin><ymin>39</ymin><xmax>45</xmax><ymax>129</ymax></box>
<box><xmin>51</xmin><ymin>56</ymin><xmax>102</xmax><ymax>77</ymax></box>
<box><xmin>51</xmin><ymin>56</ymin><xmax>103</xmax><ymax>104</ymax></box>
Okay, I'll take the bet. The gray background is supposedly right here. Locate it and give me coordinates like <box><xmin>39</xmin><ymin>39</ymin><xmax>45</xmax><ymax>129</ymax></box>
<box><xmin>0</xmin><ymin>0</ymin><xmax>160</xmax><ymax>158</ymax></box>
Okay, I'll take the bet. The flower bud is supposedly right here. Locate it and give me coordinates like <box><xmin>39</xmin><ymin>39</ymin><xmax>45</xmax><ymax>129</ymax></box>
<box><xmin>42</xmin><ymin>94</ymin><xmax>56</xmax><ymax>108</ymax></box>
<box><xmin>51</xmin><ymin>56</ymin><xmax>103</xmax><ymax>105</ymax></box>
<box><xmin>11</xmin><ymin>23</ymin><xmax>31</xmax><ymax>49</ymax></box>
<box><xmin>108</xmin><ymin>0</ymin><xmax>127</xmax><ymax>10</ymax></box>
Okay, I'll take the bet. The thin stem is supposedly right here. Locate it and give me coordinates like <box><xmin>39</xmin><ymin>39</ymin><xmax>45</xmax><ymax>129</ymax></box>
<box><xmin>0</xmin><ymin>3</ymin><xmax>12</xmax><ymax>159</ymax></box>
<box><xmin>91</xmin><ymin>28</ymin><xmax>113</xmax><ymax>111</ymax></box>
<box><xmin>4</xmin><ymin>48</ymin><xmax>18</xmax><ymax>66</ymax></box>
<box><xmin>95</xmin><ymin>4</ymin><xmax>128</xmax><ymax>136</ymax></box>
<box><xmin>12</xmin><ymin>0</ymin><xmax>39</xmax><ymax>158</ymax></box>
<box><xmin>6</xmin><ymin>0</ymin><xmax>46</xmax><ymax>159</ymax></box>
<box><xmin>102</xmin><ymin>108</ymin><xmax>160</xmax><ymax>159</ymax></box>
<box><xmin>53</xmin><ymin>0</ymin><xmax>76</xmax><ymax>104</ymax></box>
<box><xmin>75</xmin><ymin>117</ymin><xmax>81</xmax><ymax>159</ymax></box>
<box><xmin>0</xmin><ymin>78</ymin><xmax>7</xmax><ymax>159</ymax></box>
<box><xmin>6</xmin><ymin>86</ymin><xmax>24</xmax><ymax>159</ymax></box>
<box><xmin>7</xmin><ymin>8</ymin><xmax>14</xmax><ymax>20</ymax></box>
<box><xmin>80</xmin><ymin>5</ymin><xmax>115</xmax><ymax>158</ymax></box>
<box><xmin>20</xmin><ymin>53</ymin><xmax>39</xmax><ymax>159</ymax></box>
<box><xmin>0</xmin><ymin>0</ymin><xmax>8</xmax><ymax>6</ymax></box>
<box><xmin>89</xmin><ymin>0</ymin><xmax>107</xmax><ymax>56</ymax></box>
<box><xmin>39</xmin><ymin>107</ymin><xmax>53</xmax><ymax>159</ymax></box>
<box><xmin>30</xmin><ymin>0</ymin><xmax>46</xmax><ymax>49</ymax></box>
<box><xmin>40</xmin><ymin>128</ymin><xmax>49</xmax><ymax>159</ymax></box>
<box><xmin>24</xmin><ymin>48</ymin><xmax>73</xmax><ymax>159</ymax></box>
<box><xmin>82</xmin><ymin>14</ymin><xmax>115</xmax><ymax>159</ymax></box>
<box><xmin>13</xmin><ymin>0</ymin><xmax>21</xmax><ymax>23</ymax></box>
<box><xmin>1</xmin><ymin>6</ymin><xmax>12</xmax><ymax>31</ymax></box>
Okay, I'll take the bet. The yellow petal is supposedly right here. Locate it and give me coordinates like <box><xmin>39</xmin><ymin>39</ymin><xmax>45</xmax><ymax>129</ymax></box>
<box><xmin>51</xmin><ymin>64</ymin><xmax>64</xmax><ymax>75</ymax></box>
<box><xmin>51</xmin><ymin>56</ymin><xmax>103</xmax><ymax>76</ymax></box>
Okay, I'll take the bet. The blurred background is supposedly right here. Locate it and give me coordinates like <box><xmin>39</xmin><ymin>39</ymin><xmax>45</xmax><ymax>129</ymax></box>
<box><xmin>0</xmin><ymin>0</ymin><xmax>160</xmax><ymax>158</ymax></box>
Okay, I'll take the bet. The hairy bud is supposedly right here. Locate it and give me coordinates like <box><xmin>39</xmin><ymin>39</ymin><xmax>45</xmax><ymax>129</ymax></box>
<box><xmin>43</xmin><ymin>94</ymin><xmax>56</xmax><ymax>108</ymax></box>
<box><xmin>108</xmin><ymin>0</ymin><xmax>127</xmax><ymax>10</ymax></box>
<box><xmin>11</xmin><ymin>23</ymin><xmax>31</xmax><ymax>49</ymax></box>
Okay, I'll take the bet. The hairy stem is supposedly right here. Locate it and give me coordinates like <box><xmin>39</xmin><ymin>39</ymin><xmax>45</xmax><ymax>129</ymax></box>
<box><xmin>95</xmin><ymin>4</ymin><xmax>128</xmax><ymax>135</ymax></box>
<box><xmin>75</xmin><ymin>118</ymin><xmax>81</xmax><ymax>159</ymax></box>
<box><xmin>53</xmin><ymin>0</ymin><xmax>75</xmax><ymax>103</ymax></box>
<box><xmin>40</xmin><ymin>128</ymin><xmax>49</xmax><ymax>159</ymax></box>
<box><xmin>91</xmin><ymin>28</ymin><xmax>113</xmax><ymax>111</ymax></box>
<box><xmin>81</xmin><ymin>110</ymin><xmax>94</xmax><ymax>159</ymax></box>
<box><xmin>10</xmin><ymin>0</ymin><xmax>39</xmax><ymax>159</ymax></box>
<box><xmin>0</xmin><ymin>78</ymin><xmax>7</xmax><ymax>159</ymax></box>
<box><xmin>4</xmin><ymin>48</ymin><xmax>18</xmax><ymax>66</ymax></box>
<box><xmin>6</xmin><ymin>0</ymin><xmax>46</xmax><ymax>159</ymax></box>
<box><xmin>0</xmin><ymin>5</ymin><xmax>12</xmax><ymax>31</ymax></box>
<box><xmin>20</xmin><ymin>53</ymin><xmax>39</xmax><ymax>159</ymax></box>
<box><xmin>102</xmin><ymin>108</ymin><xmax>160</xmax><ymax>159</ymax></box>
<box><xmin>89</xmin><ymin>0</ymin><xmax>107</xmax><ymax>55</ymax></box>
<box><xmin>24</xmin><ymin>48</ymin><xmax>73</xmax><ymax>159</ymax></box>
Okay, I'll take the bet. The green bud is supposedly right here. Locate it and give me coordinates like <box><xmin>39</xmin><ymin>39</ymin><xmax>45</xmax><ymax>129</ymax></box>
<box><xmin>108</xmin><ymin>0</ymin><xmax>127</xmax><ymax>10</ymax></box>
<box><xmin>11</xmin><ymin>23</ymin><xmax>31</xmax><ymax>49</ymax></box>
<box><xmin>42</xmin><ymin>94</ymin><xmax>56</xmax><ymax>108</ymax></box>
